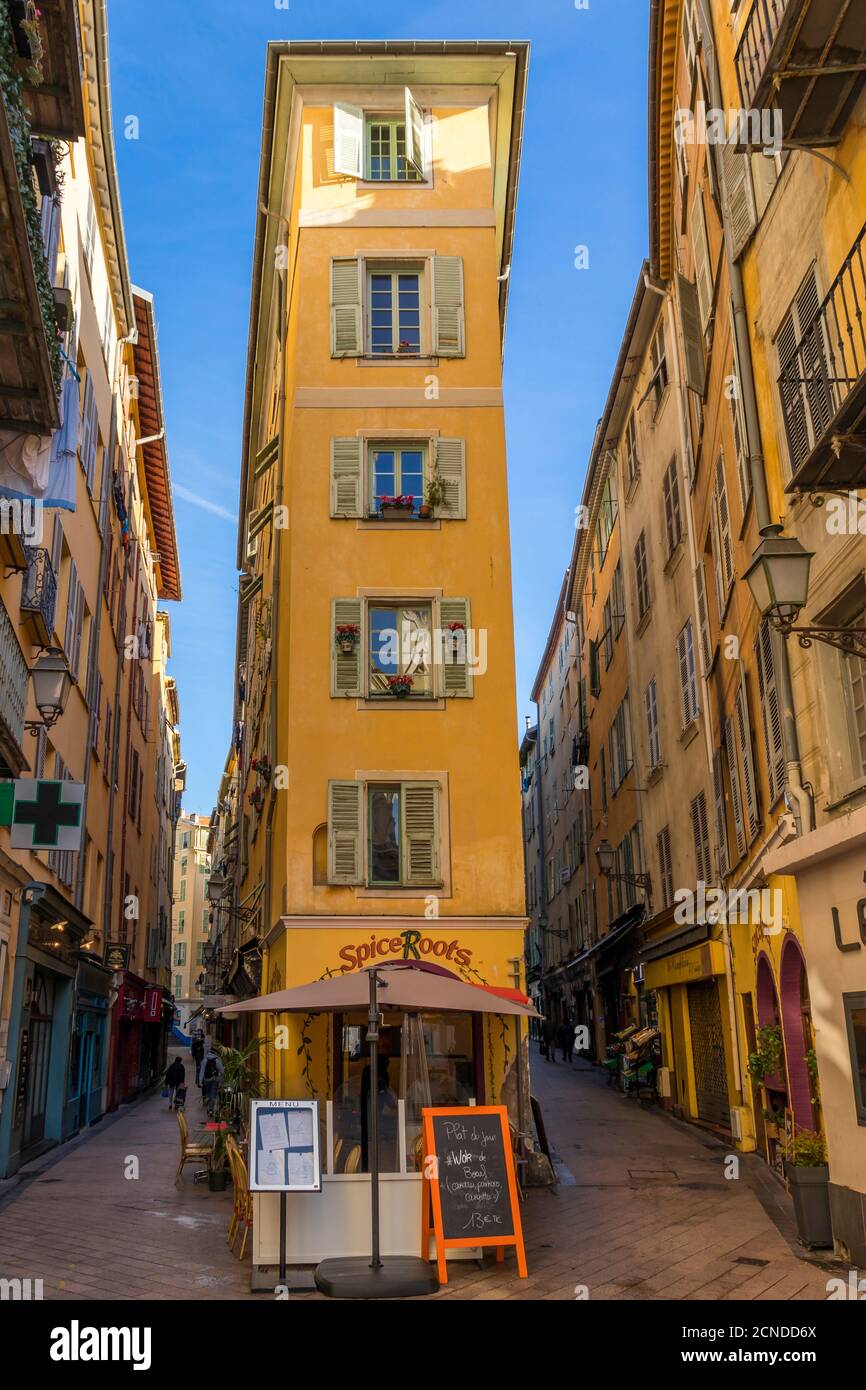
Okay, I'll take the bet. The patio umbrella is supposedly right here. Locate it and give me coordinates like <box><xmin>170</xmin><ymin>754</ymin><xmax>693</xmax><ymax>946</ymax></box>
<box><xmin>216</xmin><ymin>961</ymin><xmax>536</xmax><ymax>1298</ymax></box>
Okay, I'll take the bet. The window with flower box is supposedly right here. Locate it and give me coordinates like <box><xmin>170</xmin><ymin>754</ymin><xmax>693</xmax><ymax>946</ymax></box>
<box><xmin>330</xmin><ymin>437</ymin><xmax>466</xmax><ymax>520</ymax></box>
<box><xmin>331</xmin><ymin>595</ymin><xmax>472</xmax><ymax>699</ymax></box>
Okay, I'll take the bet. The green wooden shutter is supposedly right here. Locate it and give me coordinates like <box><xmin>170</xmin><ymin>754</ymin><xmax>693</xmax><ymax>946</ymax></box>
<box><xmin>327</xmin><ymin>780</ymin><xmax>364</xmax><ymax>884</ymax></box>
<box><xmin>433</xmin><ymin>438</ymin><xmax>466</xmax><ymax>519</ymax></box>
<box><xmin>720</xmin><ymin>142</ymin><xmax>756</xmax><ymax>261</ymax></box>
<box><xmin>755</xmin><ymin>620</ymin><xmax>785</xmax><ymax>807</ymax></box>
<box><xmin>690</xmin><ymin>193</ymin><xmax>713</xmax><ymax>330</ymax></box>
<box><xmin>725</xmin><ymin>713</ymin><xmax>746</xmax><ymax>860</ymax></box>
<box><xmin>735</xmin><ymin>675</ymin><xmax>760</xmax><ymax>839</ymax></box>
<box><xmin>404</xmin><ymin>88</ymin><xmax>425</xmax><ymax>178</ymax></box>
<box><xmin>676</xmin><ymin>272</ymin><xmax>706</xmax><ymax>396</ymax></box>
<box><xmin>330</xmin><ymin>438</ymin><xmax>364</xmax><ymax>517</ymax></box>
<box><xmin>330</xmin><ymin>258</ymin><xmax>362</xmax><ymax>357</ymax></box>
<box><xmin>431</xmin><ymin>256</ymin><xmax>465</xmax><ymax>357</ymax></box>
<box><xmin>437</xmin><ymin>597</ymin><xmax>472</xmax><ymax>697</ymax></box>
<box><xmin>331</xmin><ymin>598</ymin><xmax>364</xmax><ymax>697</ymax></box>
<box><xmin>333</xmin><ymin>103</ymin><xmax>363</xmax><ymax>178</ymax></box>
<box><xmin>401</xmin><ymin>781</ymin><xmax>440</xmax><ymax>885</ymax></box>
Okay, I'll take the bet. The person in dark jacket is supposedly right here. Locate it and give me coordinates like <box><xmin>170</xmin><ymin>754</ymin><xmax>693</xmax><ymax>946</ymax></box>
<box><xmin>165</xmin><ymin>1057</ymin><xmax>185</xmax><ymax>1110</ymax></box>
<box><xmin>543</xmin><ymin>1017</ymin><xmax>557</xmax><ymax>1063</ymax></box>
<box><xmin>558</xmin><ymin>1018</ymin><xmax>575</xmax><ymax>1064</ymax></box>
<box><xmin>191</xmin><ymin>1032</ymin><xmax>204</xmax><ymax>1084</ymax></box>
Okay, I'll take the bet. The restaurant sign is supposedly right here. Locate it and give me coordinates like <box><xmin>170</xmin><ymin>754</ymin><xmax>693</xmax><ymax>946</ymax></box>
<box><xmin>338</xmin><ymin>927</ymin><xmax>474</xmax><ymax>973</ymax></box>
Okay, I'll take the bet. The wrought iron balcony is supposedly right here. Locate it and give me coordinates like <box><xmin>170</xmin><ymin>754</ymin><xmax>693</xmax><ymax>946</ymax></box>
<box><xmin>735</xmin><ymin>0</ymin><xmax>866</xmax><ymax>147</ymax></box>
<box><xmin>0</xmin><ymin>593</ymin><xmax>28</xmax><ymax>775</ymax></box>
<box><xmin>781</xmin><ymin>221</ymin><xmax>866</xmax><ymax>491</ymax></box>
<box><xmin>20</xmin><ymin>543</ymin><xmax>57</xmax><ymax>646</ymax></box>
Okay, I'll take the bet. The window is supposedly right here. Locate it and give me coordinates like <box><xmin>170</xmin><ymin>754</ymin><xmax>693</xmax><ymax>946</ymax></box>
<box><xmin>777</xmin><ymin>267</ymin><xmax>832</xmax><ymax>476</ymax></box>
<box><xmin>369</xmin><ymin>444</ymin><xmax>426</xmax><ymax>516</ymax></box>
<box><xmin>177</xmin><ymin>911</ymin><xmax>185</xmax><ymax>935</ymax></box>
<box><xmin>612</xmin><ymin>561</ymin><xmax>625</xmax><ymax>637</ymax></box>
<box><xmin>365</xmin><ymin>116</ymin><xmax>422</xmax><ymax>182</ymax></box>
<box><xmin>677</xmin><ymin>619</ymin><xmax>700</xmax><ymax>727</ymax></box>
<box><xmin>634</xmin><ymin>531</ymin><xmax>651</xmax><ymax>620</ymax></box>
<box><xmin>609</xmin><ymin>695</ymin><xmax>632</xmax><ymax>793</ymax></box>
<box><xmin>179</xmin><ymin>878</ymin><xmax>186</xmax><ymax>902</ymax></box>
<box><xmin>174</xmin><ymin>973</ymin><xmax>182</xmax><ymax>997</ymax></box>
<box><xmin>368</xmin><ymin>603</ymin><xmax>433</xmax><ymax>697</ymax></box>
<box><xmin>63</xmin><ymin>559</ymin><xmax>86</xmax><ymax>682</ymax></box>
<box><xmin>624</xmin><ymin>413</ymin><xmax>639</xmax><ymax>485</ymax></box>
<box><xmin>690</xmin><ymin>790</ymin><xmax>712</xmax><ymax>884</ymax></box>
<box><xmin>79</xmin><ymin>372</ymin><xmax>99</xmax><ymax>493</ymax></box>
<box><xmin>662</xmin><ymin>458</ymin><xmax>683</xmax><ymax>556</ymax></box>
<box><xmin>843</xmin><ymin>992</ymin><xmax>866</xmax><ymax>1125</ymax></box>
<box><xmin>596</xmin><ymin>471</ymin><xmax>618</xmax><ymax>566</ymax></box>
<box><xmin>328</xmin><ymin>779</ymin><xmax>441</xmax><ymax>887</ymax></box>
<box><xmin>367</xmin><ymin>266</ymin><xmax>422</xmax><ymax>356</ymax></box>
<box><xmin>602</xmin><ymin>597</ymin><xmax>614</xmax><ymax>668</ymax></box>
<box><xmin>649</xmin><ymin>326</ymin><xmax>669</xmax><ymax>415</ymax></box>
<box><xmin>589</xmin><ymin>639</ymin><xmax>601</xmax><ymax>697</ymax></box>
<box><xmin>710</xmin><ymin>452</ymin><xmax>735</xmax><ymax>611</ymax></box>
<box><xmin>331</xmin><ymin>595</ymin><xmax>472</xmax><ymax>699</ymax></box>
<box><xmin>173</xmin><ymin>942</ymin><xmax>186</xmax><ymax>967</ymax></box>
<box><xmin>755</xmin><ymin>619</ymin><xmax>785</xmax><ymax>805</ymax></box>
<box><xmin>657</xmin><ymin>826</ymin><xmax>673</xmax><ymax>909</ymax></box>
<box><xmin>645</xmin><ymin>678</ymin><xmax>661</xmax><ymax>768</ymax></box>
<box><xmin>844</xmin><ymin>611</ymin><xmax>866</xmax><ymax>778</ymax></box>
<box><xmin>683</xmin><ymin>0</ymin><xmax>700</xmax><ymax>83</ymax></box>
<box><xmin>690</xmin><ymin>192</ymin><xmax>713</xmax><ymax>331</ymax></box>
<box><xmin>83</xmin><ymin>191</ymin><xmax>97</xmax><ymax>275</ymax></box>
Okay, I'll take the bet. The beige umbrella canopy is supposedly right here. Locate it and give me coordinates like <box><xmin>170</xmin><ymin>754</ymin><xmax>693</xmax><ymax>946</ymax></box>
<box><xmin>217</xmin><ymin>959</ymin><xmax>539</xmax><ymax>1017</ymax></box>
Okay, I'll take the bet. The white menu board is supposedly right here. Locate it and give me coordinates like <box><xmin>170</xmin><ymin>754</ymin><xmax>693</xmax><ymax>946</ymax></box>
<box><xmin>249</xmin><ymin>1099</ymin><xmax>321</xmax><ymax>1192</ymax></box>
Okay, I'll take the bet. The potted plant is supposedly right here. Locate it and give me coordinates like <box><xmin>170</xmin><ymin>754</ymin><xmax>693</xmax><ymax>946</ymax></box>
<box><xmin>387</xmin><ymin>673</ymin><xmax>414</xmax><ymax>699</ymax></box>
<box><xmin>208</xmin><ymin>1122</ymin><xmax>230</xmax><ymax>1192</ymax></box>
<box><xmin>248</xmin><ymin>786</ymin><xmax>264</xmax><ymax>813</ymax></box>
<box><xmin>747</xmin><ymin>1024</ymin><xmax>784</xmax><ymax>1084</ymax></box>
<box><xmin>445</xmin><ymin>620</ymin><xmax>466</xmax><ymax>660</ymax></box>
<box><xmin>213</xmin><ymin>1039</ymin><xmax>270</xmax><ymax>1135</ymax></box>
<box><xmin>423</xmin><ymin>467</ymin><xmax>449</xmax><ymax>519</ymax></box>
<box><xmin>18</xmin><ymin>2</ymin><xmax>44</xmax><ymax>84</ymax></box>
<box><xmin>250</xmin><ymin>755</ymin><xmax>272</xmax><ymax>780</ymax></box>
<box><xmin>762</xmin><ymin>1106</ymin><xmax>786</xmax><ymax>1139</ymax></box>
<box><xmin>784</xmin><ymin>1129</ymin><xmax>832</xmax><ymax>1249</ymax></box>
<box><xmin>335</xmin><ymin>623</ymin><xmax>360</xmax><ymax>655</ymax></box>
<box><xmin>378</xmin><ymin>494</ymin><xmax>415</xmax><ymax>520</ymax></box>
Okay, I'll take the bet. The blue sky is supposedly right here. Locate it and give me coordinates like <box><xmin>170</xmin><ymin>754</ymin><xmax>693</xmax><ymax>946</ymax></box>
<box><xmin>107</xmin><ymin>0</ymin><xmax>648</xmax><ymax>814</ymax></box>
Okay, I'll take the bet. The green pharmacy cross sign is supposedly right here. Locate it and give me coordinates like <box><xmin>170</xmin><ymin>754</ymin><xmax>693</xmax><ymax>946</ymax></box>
<box><xmin>10</xmin><ymin>779</ymin><xmax>85</xmax><ymax>851</ymax></box>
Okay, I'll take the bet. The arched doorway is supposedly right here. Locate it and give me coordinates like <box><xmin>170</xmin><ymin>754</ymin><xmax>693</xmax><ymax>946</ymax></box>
<box><xmin>779</xmin><ymin>935</ymin><xmax>814</xmax><ymax>1130</ymax></box>
<box><xmin>755</xmin><ymin>953</ymin><xmax>788</xmax><ymax>1162</ymax></box>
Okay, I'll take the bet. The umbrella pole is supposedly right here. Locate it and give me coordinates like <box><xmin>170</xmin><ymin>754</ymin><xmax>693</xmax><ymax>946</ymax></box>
<box><xmin>368</xmin><ymin>967</ymin><xmax>382</xmax><ymax>1270</ymax></box>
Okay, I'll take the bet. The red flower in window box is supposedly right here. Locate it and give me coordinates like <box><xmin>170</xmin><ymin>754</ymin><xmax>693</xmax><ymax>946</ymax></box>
<box><xmin>378</xmin><ymin>494</ymin><xmax>415</xmax><ymax>520</ymax></box>
<box><xmin>248</xmin><ymin>787</ymin><xmax>264</xmax><ymax>812</ymax></box>
<box><xmin>387</xmin><ymin>674</ymin><xmax>414</xmax><ymax>699</ymax></box>
<box><xmin>335</xmin><ymin>623</ymin><xmax>360</xmax><ymax>654</ymax></box>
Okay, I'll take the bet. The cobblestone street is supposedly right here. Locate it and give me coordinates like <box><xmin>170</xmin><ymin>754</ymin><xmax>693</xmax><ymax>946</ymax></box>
<box><xmin>0</xmin><ymin>1045</ymin><xmax>845</xmax><ymax>1302</ymax></box>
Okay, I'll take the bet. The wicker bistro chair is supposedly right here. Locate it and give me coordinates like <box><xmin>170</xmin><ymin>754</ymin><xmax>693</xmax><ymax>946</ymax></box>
<box><xmin>225</xmin><ymin>1133</ymin><xmax>253</xmax><ymax>1260</ymax></box>
<box><xmin>175</xmin><ymin>1110</ymin><xmax>212</xmax><ymax>1185</ymax></box>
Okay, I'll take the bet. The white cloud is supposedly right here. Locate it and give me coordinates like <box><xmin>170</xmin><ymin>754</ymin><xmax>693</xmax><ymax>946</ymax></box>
<box><xmin>173</xmin><ymin>484</ymin><xmax>236</xmax><ymax>523</ymax></box>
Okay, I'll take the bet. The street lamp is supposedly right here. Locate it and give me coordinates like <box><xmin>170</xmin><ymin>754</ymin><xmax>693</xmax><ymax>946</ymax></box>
<box><xmin>205</xmin><ymin>872</ymin><xmax>228</xmax><ymax>904</ymax></box>
<box><xmin>595</xmin><ymin>839</ymin><xmax>652</xmax><ymax>898</ymax></box>
<box><xmin>744</xmin><ymin>526</ymin><xmax>866</xmax><ymax>657</ymax></box>
<box><xmin>26</xmin><ymin>648</ymin><xmax>73</xmax><ymax>734</ymax></box>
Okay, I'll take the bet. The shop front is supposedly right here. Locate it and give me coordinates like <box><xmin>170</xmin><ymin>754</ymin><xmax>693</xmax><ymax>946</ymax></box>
<box><xmin>107</xmin><ymin>971</ymin><xmax>145</xmax><ymax>1109</ymax></box>
<box><xmin>0</xmin><ymin>884</ymin><xmax>90</xmax><ymax>1178</ymax></box>
<box><xmin>766</xmin><ymin>809</ymin><xmax>866</xmax><ymax>1267</ymax></box>
<box><xmin>62</xmin><ymin>956</ymin><xmax>112</xmax><ymax>1140</ymax></box>
<box><xmin>643</xmin><ymin>928</ymin><xmax>735</xmax><ymax>1133</ymax></box>
<box><xmin>243</xmin><ymin>915</ymin><xmax>528</xmax><ymax>1271</ymax></box>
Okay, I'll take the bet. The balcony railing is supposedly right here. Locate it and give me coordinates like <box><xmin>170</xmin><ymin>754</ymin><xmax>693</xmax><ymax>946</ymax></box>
<box><xmin>735</xmin><ymin>0</ymin><xmax>866</xmax><ymax>146</ymax></box>
<box><xmin>780</xmin><ymin>220</ymin><xmax>866</xmax><ymax>490</ymax></box>
<box><xmin>0</xmin><ymin>593</ymin><xmax>28</xmax><ymax>774</ymax></box>
<box><xmin>20</xmin><ymin>544</ymin><xmax>57</xmax><ymax>645</ymax></box>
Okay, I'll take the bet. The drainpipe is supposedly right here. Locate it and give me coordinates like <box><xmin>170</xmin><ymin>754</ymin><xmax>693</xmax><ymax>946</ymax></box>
<box><xmin>696</xmin><ymin>0</ymin><xmax>812</xmax><ymax>837</ymax></box>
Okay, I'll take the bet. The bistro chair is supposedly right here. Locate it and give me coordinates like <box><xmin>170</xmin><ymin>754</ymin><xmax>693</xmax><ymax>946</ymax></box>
<box><xmin>175</xmin><ymin>1109</ymin><xmax>212</xmax><ymax>1186</ymax></box>
<box><xmin>343</xmin><ymin>1144</ymin><xmax>362</xmax><ymax>1174</ymax></box>
<box><xmin>225</xmin><ymin>1133</ymin><xmax>253</xmax><ymax>1260</ymax></box>
<box><xmin>332</xmin><ymin>1137</ymin><xmax>344</xmax><ymax>1173</ymax></box>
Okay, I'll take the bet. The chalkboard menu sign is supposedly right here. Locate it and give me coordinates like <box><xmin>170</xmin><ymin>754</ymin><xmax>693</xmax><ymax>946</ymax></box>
<box><xmin>421</xmin><ymin>1106</ymin><xmax>527</xmax><ymax>1284</ymax></box>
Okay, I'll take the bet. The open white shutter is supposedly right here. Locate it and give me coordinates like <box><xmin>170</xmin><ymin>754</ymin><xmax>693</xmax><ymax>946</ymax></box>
<box><xmin>330</xmin><ymin>438</ymin><xmax>365</xmax><ymax>517</ymax></box>
<box><xmin>690</xmin><ymin>193</ymin><xmax>713</xmax><ymax>330</ymax></box>
<box><xmin>755</xmin><ymin>621</ymin><xmax>785</xmax><ymax>807</ymax></box>
<box><xmin>437</xmin><ymin>597</ymin><xmax>472</xmax><ymax>697</ymax></box>
<box><xmin>333</xmin><ymin>103</ymin><xmax>364</xmax><ymax>178</ymax></box>
<box><xmin>404</xmin><ymin>88</ymin><xmax>425</xmax><ymax>178</ymax></box>
<box><xmin>331</xmin><ymin>598</ymin><xmax>364</xmax><ymax>698</ymax></box>
<box><xmin>327</xmin><ymin>780</ymin><xmax>364</xmax><ymax>884</ymax></box>
<box><xmin>735</xmin><ymin>675</ymin><xmax>760</xmax><ymax>839</ymax></box>
<box><xmin>432</xmin><ymin>438</ymin><xmax>466</xmax><ymax>519</ymax></box>
<box><xmin>676</xmin><ymin>272</ymin><xmax>706</xmax><ymax>396</ymax></box>
<box><xmin>431</xmin><ymin>256</ymin><xmax>465</xmax><ymax>357</ymax></box>
<box><xmin>330</xmin><ymin>258</ymin><xmax>363</xmax><ymax>357</ymax></box>
<box><xmin>725</xmin><ymin>713</ymin><xmax>746</xmax><ymax>860</ymax></box>
<box><xmin>720</xmin><ymin>142</ymin><xmax>757</xmax><ymax>261</ymax></box>
<box><xmin>401</xmin><ymin>782</ymin><xmax>440</xmax><ymax>885</ymax></box>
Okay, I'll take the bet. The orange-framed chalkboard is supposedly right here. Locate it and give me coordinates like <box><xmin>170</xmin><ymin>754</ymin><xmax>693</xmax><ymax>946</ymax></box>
<box><xmin>421</xmin><ymin>1105</ymin><xmax>527</xmax><ymax>1284</ymax></box>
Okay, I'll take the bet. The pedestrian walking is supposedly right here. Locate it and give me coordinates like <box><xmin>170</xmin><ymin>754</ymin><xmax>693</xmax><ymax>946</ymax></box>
<box><xmin>543</xmin><ymin>1017</ymin><xmax>557</xmax><ymax>1063</ymax></box>
<box><xmin>200</xmin><ymin>1042</ymin><xmax>224</xmax><ymax>1118</ymax></box>
<box><xmin>558</xmin><ymin>1018</ymin><xmax>575</xmax><ymax>1064</ymax></box>
<box><xmin>164</xmin><ymin>1056</ymin><xmax>185</xmax><ymax>1110</ymax></box>
<box><xmin>191</xmin><ymin>1031</ymin><xmax>204</xmax><ymax>1084</ymax></box>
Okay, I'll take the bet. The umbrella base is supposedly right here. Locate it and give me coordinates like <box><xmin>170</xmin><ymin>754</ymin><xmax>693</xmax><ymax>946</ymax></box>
<box><xmin>314</xmin><ymin>1256</ymin><xmax>439</xmax><ymax>1299</ymax></box>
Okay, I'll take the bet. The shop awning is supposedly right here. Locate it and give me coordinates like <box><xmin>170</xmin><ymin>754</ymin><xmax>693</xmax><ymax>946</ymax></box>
<box><xmin>216</xmin><ymin>960</ymin><xmax>539</xmax><ymax>1018</ymax></box>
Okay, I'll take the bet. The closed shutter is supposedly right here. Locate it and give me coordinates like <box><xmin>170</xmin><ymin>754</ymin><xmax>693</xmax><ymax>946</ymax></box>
<box><xmin>720</xmin><ymin>142</ymin><xmax>756</xmax><ymax>260</ymax></box>
<box><xmin>404</xmin><ymin>88</ymin><xmax>425</xmax><ymax>178</ymax></box>
<box><xmin>710</xmin><ymin>503</ymin><xmax>725</xmax><ymax>615</ymax></box>
<box><xmin>431</xmin><ymin>256</ymin><xmax>465</xmax><ymax>357</ymax></box>
<box><xmin>725</xmin><ymin>713</ymin><xmax>746</xmax><ymax>859</ymax></box>
<box><xmin>330</xmin><ymin>258</ymin><xmax>363</xmax><ymax>357</ymax></box>
<box><xmin>50</xmin><ymin>514</ymin><xmax>63</xmax><ymax>582</ymax></box>
<box><xmin>331</xmin><ymin>598</ymin><xmax>363</xmax><ymax>698</ymax></box>
<box><xmin>327</xmin><ymin>780</ymin><xmax>364</xmax><ymax>884</ymax></box>
<box><xmin>715</xmin><ymin>452</ymin><xmax>734</xmax><ymax>593</ymax></box>
<box><xmin>755</xmin><ymin>620</ymin><xmax>785</xmax><ymax>806</ymax></box>
<box><xmin>80</xmin><ymin>372</ymin><xmax>98</xmax><ymax>491</ymax></box>
<box><xmin>330</xmin><ymin>438</ymin><xmax>364</xmax><ymax>517</ymax></box>
<box><xmin>91</xmin><ymin>670</ymin><xmax>103</xmax><ymax>752</ymax></box>
<box><xmin>690</xmin><ymin>193</ymin><xmax>713</xmax><ymax>330</ymax></box>
<box><xmin>777</xmin><ymin>305</ymin><xmax>810</xmax><ymax>471</ymax></box>
<box><xmin>691</xmin><ymin>790</ymin><xmax>711</xmax><ymax>884</ymax></box>
<box><xmin>735</xmin><ymin>676</ymin><xmax>760</xmax><ymax>838</ymax></box>
<box><xmin>657</xmin><ymin>825</ymin><xmax>673</xmax><ymax>908</ymax></box>
<box><xmin>333</xmin><ymin>103</ymin><xmax>363</xmax><ymax>178</ymax></box>
<box><xmin>437</xmin><ymin>597</ymin><xmax>472</xmax><ymax>697</ymax></box>
<box><xmin>433</xmin><ymin>438</ymin><xmax>466</xmax><ymax>519</ymax></box>
<box><xmin>677</xmin><ymin>621</ymin><xmax>698</xmax><ymax>727</ymax></box>
<box><xmin>712</xmin><ymin>750</ymin><xmax>728</xmax><ymax>877</ymax></box>
<box><xmin>796</xmin><ymin>270</ymin><xmax>833</xmax><ymax>451</ymax></box>
<box><xmin>676</xmin><ymin>272</ymin><xmax>706</xmax><ymax>396</ymax></box>
<box><xmin>589</xmin><ymin>638</ymin><xmax>600</xmax><ymax>696</ymax></box>
<box><xmin>64</xmin><ymin>560</ymin><xmax>85</xmax><ymax>680</ymax></box>
<box><xmin>401</xmin><ymin>781</ymin><xmax>440</xmax><ymax>884</ymax></box>
<box><xmin>694</xmin><ymin>560</ymin><xmax>712</xmax><ymax>674</ymax></box>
